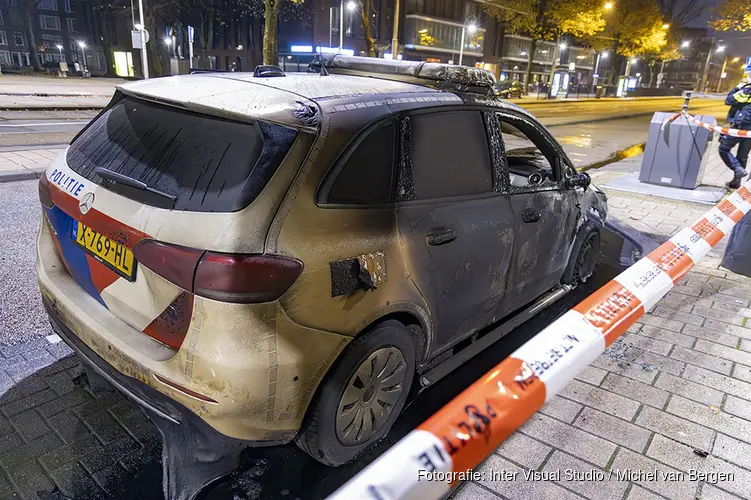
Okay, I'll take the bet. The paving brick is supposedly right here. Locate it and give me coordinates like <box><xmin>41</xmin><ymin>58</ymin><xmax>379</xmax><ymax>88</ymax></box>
<box><xmin>620</xmin><ymin>333</ymin><xmax>673</xmax><ymax>356</ymax></box>
<box><xmin>542</xmin><ymin>450</ymin><xmax>629</xmax><ymax>500</ymax></box>
<box><xmin>627</xmin><ymin>485</ymin><xmax>668</xmax><ymax>500</ymax></box>
<box><xmin>560</xmin><ymin>379</ymin><xmax>641</xmax><ymax>420</ymax></box>
<box><xmin>76</xmin><ymin>391</ymin><xmax>126</xmax><ymax>417</ymax></box>
<box><xmin>10</xmin><ymin>410</ymin><xmax>50</xmax><ymax>441</ymax></box>
<box><xmin>39</xmin><ymin>434</ymin><xmax>103</xmax><ymax>470</ymax></box>
<box><xmin>0</xmin><ymin>470</ymin><xmax>14</xmax><ymax>497</ymax></box>
<box><xmin>45</xmin><ymin>342</ymin><xmax>73</xmax><ymax>359</ymax></box>
<box><xmin>666</xmin><ymin>396</ymin><xmax>751</xmax><ymax>445</ymax></box>
<box><xmin>476</xmin><ymin>454</ymin><xmax>582</xmax><ymax>500</ymax></box>
<box><xmin>0</xmin><ymin>416</ymin><xmax>12</xmax><ymax>438</ymax></box>
<box><xmin>704</xmin><ymin>292</ymin><xmax>750</xmax><ymax>309</ymax></box>
<box><xmin>731</xmin><ymin>363</ymin><xmax>751</xmax><ymax>383</ymax></box>
<box><xmin>0</xmin><ymin>431</ymin><xmax>64</xmax><ymax>468</ymax></box>
<box><xmin>609</xmin><ymin>448</ymin><xmax>698</xmax><ymax>500</ymax></box>
<box><xmin>724</xmin><ymin>396</ymin><xmax>751</xmax><ymax>422</ymax></box>
<box><xmin>574</xmin><ymin>407</ymin><xmax>652</xmax><ymax>452</ymax></box>
<box><xmin>81</xmin><ymin>411</ymin><xmax>128</xmax><ymax>444</ymax></box>
<box><xmin>13</xmin><ymin>375</ymin><xmax>49</xmax><ymax>397</ymax></box>
<box><xmin>519</xmin><ymin>413</ymin><xmax>616</xmax><ymax>468</ymax></box>
<box><xmin>693</xmin><ymin>338</ymin><xmax>751</xmax><ymax>366</ymax></box>
<box><xmin>36</xmin><ymin>388</ymin><xmax>92</xmax><ymax>418</ymax></box>
<box><xmin>700</xmin><ymin>457</ymin><xmax>751</xmax><ymax>498</ymax></box>
<box><xmin>639</xmin><ymin>315</ymin><xmax>686</xmax><ymax>333</ymax></box>
<box><xmin>0</xmin><ymin>338</ymin><xmax>50</xmax><ymax>358</ymax></box>
<box><xmin>107</xmin><ymin>402</ymin><xmax>142</xmax><ymax>421</ymax></box>
<box><xmin>34</xmin><ymin>355</ymin><xmax>78</xmax><ymax>378</ymax></box>
<box><xmin>635</xmin><ymin>405</ymin><xmax>714</xmax><ymax>450</ymax></box>
<box><xmin>700</xmin><ymin>484</ymin><xmax>744</xmax><ymax>500</ymax></box>
<box><xmin>0</xmin><ymin>390</ymin><xmax>57</xmax><ymax>417</ymax></box>
<box><xmin>647</xmin><ymin>434</ymin><xmax>711</xmax><ymax>472</ymax></box>
<box><xmin>713</xmin><ymin>433</ymin><xmax>751</xmax><ymax>470</ymax></box>
<box><xmin>654</xmin><ymin>295</ymin><xmax>696</xmax><ymax>313</ymax></box>
<box><xmin>538</xmin><ymin>395</ymin><xmax>583</xmax><ymax>424</ymax></box>
<box><xmin>91</xmin><ymin>463</ymin><xmax>133</xmax><ymax>498</ymax></box>
<box><xmin>453</xmin><ymin>482</ymin><xmax>500</xmax><ymax>499</ymax></box>
<box><xmin>8</xmin><ymin>462</ymin><xmax>55</xmax><ymax>499</ymax></box>
<box><xmin>575</xmin><ymin>366</ymin><xmax>608</xmax><ymax>386</ymax></box>
<box><xmin>47</xmin><ymin>410</ymin><xmax>91</xmax><ymax>445</ymax></box>
<box><xmin>43</xmin><ymin>370</ymin><xmax>76</xmax><ymax>396</ymax></box>
<box><xmin>592</xmin><ymin>352</ymin><xmax>659</xmax><ymax>384</ymax></box>
<box><xmin>651</xmin><ymin>306</ymin><xmax>705</xmax><ymax>327</ymax></box>
<box><xmin>740</xmin><ymin>339</ymin><xmax>751</xmax><ymax>352</ymax></box>
<box><xmin>691</xmin><ymin>306</ymin><xmax>746</xmax><ymax>325</ymax></box>
<box><xmin>636</xmin><ymin>325</ymin><xmax>695</xmax><ymax>348</ymax></box>
<box><xmin>79</xmin><ymin>436</ymin><xmax>140</xmax><ymax>474</ymax></box>
<box><xmin>683</xmin><ymin>364</ymin><xmax>751</xmax><ymax>401</ymax></box>
<box><xmin>47</xmin><ymin>462</ymin><xmax>102</xmax><ymax>499</ymax></box>
<box><xmin>681</xmin><ymin>324</ymin><xmax>739</xmax><ymax>348</ymax></box>
<box><xmin>703</xmin><ymin>319</ymin><xmax>751</xmax><ymax>340</ymax></box>
<box><xmin>654</xmin><ymin>372</ymin><xmax>724</xmax><ymax>407</ymax></box>
<box><xmin>670</xmin><ymin>346</ymin><xmax>733</xmax><ymax>375</ymax></box>
<box><xmin>601</xmin><ymin>373</ymin><xmax>669</xmax><ymax>409</ymax></box>
<box><xmin>495</xmin><ymin>431</ymin><xmax>551</xmax><ymax>470</ymax></box>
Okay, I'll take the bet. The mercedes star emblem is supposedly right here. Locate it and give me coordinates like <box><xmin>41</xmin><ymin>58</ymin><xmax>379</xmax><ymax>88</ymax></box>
<box><xmin>79</xmin><ymin>192</ymin><xmax>95</xmax><ymax>215</ymax></box>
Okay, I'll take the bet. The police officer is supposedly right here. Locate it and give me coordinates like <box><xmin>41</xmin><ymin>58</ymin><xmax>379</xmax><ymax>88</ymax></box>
<box><xmin>720</xmin><ymin>77</ymin><xmax>751</xmax><ymax>189</ymax></box>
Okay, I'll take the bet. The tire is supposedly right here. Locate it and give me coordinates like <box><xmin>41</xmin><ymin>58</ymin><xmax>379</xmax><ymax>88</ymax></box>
<box><xmin>562</xmin><ymin>223</ymin><xmax>600</xmax><ymax>286</ymax></box>
<box><xmin>295</xmin><ymin>320</ymin><xmax>416</xmax><ymax>466</ymax></box>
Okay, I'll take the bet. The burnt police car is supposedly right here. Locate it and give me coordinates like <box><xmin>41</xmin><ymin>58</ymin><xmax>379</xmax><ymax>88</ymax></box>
<box><xmin>37</xmin><ymin>56</ymin><xmax>607</xmax><ymax>475</ymax></box>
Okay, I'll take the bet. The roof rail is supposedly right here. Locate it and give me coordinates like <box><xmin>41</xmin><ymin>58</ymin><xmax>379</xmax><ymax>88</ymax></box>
<box><xmin>190</xmin><ymin>68</ymin><xmax>230</xmax><ymax>74</ymax></box>
<box><xmin>307</xmin><ymin>55</ymin><xmax>497</xmax><ymax>95</ymax></box>
<box><xmin>253</xmin><ymin>65</ymin><xmax>286</xmax><ymax>77</ymax></box>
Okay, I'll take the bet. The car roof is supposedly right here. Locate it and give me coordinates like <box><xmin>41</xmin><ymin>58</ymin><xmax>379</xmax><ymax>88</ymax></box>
<box><xmin>116</xmin><ymin>72</ymin><xmax>531</xmax><ymax>130</ymax></box>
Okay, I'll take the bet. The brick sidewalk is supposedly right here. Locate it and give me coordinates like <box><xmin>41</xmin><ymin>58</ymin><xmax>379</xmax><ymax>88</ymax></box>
<box><xmin>0</xmin><ymin>148</ymin><xmax>64</xmax><ymax>181</ymax></box>
<box><xmin>455</xmin><ymin>188</ymin><xmax>751</xmax><ymax>500</ymax></box>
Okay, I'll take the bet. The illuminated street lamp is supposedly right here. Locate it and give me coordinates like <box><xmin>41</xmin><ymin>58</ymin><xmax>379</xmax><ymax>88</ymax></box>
<box><xmin>338</xmin><ymin>0</ymin><xmax>358</xmax><ymax>50</ymax></box>
<box><xmin>458</xmin><ymin>20</ymin><xmax>477</xmax><ymax>66</ymax></box>
<box><xmin>77</xmin><ymin>40</ymin><xmax>87</xmax><ymax>72</ymax></box>
<box><xmin>681</xmin><ymin>41</ymin><xmax>690</xmax><ymax>48</ymax></box>
<box><xmin>559</xmin><ymin>42</ymin><xmax>568</xmax><ymax>51</ymax></box>
<box><xmin>662</xmin><ymin>23</ymin><xmax>670</xmax><ymax>29</ymax></box>
<box><xmin>699</xmin><ymin>40</ymin><xmax>724</xmax><ymax>92</ymax></box>
<box><xmin>593</xmin><ymin>50</ymin><xmax>608</xmax><ymax>86</ymax></box>
<box><xmin>604</xmin><ymin>2</ymin><xmax>613</xmax><ymax>9</ymax></box>
<box><xmin>55</xmin><ymin>44</ymin><xmax>63</xmax><ymax>61</ymax></box>
<box><xmin>733</xmin><ymin>57</ymin><xmax>741</xmax><ymax>63</ymax></box>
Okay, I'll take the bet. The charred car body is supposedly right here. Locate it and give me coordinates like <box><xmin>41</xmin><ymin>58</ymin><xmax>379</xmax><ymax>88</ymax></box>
<box><xmin>36</xmin><ymin>56</ymin><xmax>607</xmax><ymax>478</ymax></box>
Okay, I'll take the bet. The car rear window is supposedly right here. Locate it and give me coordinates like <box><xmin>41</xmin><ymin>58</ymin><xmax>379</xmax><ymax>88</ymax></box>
<box><xmin>66</xmin><ymin>95</ymin><xmax>299</xmax><ymax>212</ymax></box>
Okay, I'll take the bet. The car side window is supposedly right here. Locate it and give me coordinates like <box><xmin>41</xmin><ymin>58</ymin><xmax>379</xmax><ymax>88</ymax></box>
<box><xmin>409</xmin><ymin>110</ymin><xmax>493</xmax><ymax>200</ymax></box>
<box><xmin>328</xmin><ymin>121</ymin><xmax>396</xmax><ymax>204</ymax></box>
<box><xmin>496</xmin><ymin>115</ymin><xmax>559</xmax><ymax>190</ymax></box>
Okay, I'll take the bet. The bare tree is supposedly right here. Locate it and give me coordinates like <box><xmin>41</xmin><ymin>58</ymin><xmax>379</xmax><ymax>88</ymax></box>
<box><xmin>19</xmin><ymin>0</ymin><xmax>43</xmax><ymax>71</ymax></box>
<box><xmin>658</xmin><ymin>0</ymin><xmax>706</xmax><ymax>27</ymax></box>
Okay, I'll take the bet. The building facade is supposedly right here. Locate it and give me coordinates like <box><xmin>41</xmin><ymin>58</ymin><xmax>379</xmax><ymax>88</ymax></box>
<box><xmin>0</xmin><ymin>0</ymin><xmax>107</xmax><ymax>74</ymax></box>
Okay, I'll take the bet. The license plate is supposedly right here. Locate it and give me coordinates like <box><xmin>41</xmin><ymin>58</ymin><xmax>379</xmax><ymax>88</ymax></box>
<box><xmin>71</xmin><ymin>221</ymin><xmax>137</xmax><ymax>281</ymax></box>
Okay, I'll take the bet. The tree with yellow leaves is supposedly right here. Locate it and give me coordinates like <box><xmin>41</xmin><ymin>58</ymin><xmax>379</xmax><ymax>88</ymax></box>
<box><xmin>711</xmin><ymin>0</ymin><xmax>751</xmax><ymax>32</ymax></box>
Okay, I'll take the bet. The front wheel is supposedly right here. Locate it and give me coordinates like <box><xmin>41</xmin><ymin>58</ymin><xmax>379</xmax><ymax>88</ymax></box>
<box><xmin>295</xmin><ymin>320</ymin><xmax>416</xmax><ymax>466</ymax></box>
<box><xmin>562</xmin><ymin>224</ymin><xmax>600</xmax><ymax>285</ymax></box>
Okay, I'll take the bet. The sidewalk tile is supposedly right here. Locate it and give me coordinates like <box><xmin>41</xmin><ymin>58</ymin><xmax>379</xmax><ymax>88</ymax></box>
<box><xmin>635</xmin><ymin>405</ymin><xmax>714</xmax><ymax>450</ymax></box>
<box><xmin>653</xmin><ymin>373</ymin><xmax>724</xmax><ymax>407</ymax></box>
<box><xmin>701</xmin><ymin>484</ymin><xmax>744</xmax><ymax>500</ymax></box>
<box><xmin>693</xmin><ymin>338</ymin><xmax>751</xmax><ymax>366</ymax></box>
<box><xmin>538</xmin><ymin>395</ymin><xmax>583</xmax><ymax>424</ymax></box>
<box><xmin>666</xmin><ymin>395</ymin><xmax>751</xmax><ymax>444</ymax></box>
<box><xmin>543</xmin><ymin>450</ymin><xmax>629</xmax><ymax>500</ymax></box>
<box><xmin>574</xmin><ymin>407</ymin><xmax>652</xmax><ymax>452</ymax></box>
<box><xmin>712</xmin><ymin>433</ymin><xmax>751</xmax><ymax>470</ymax></box>
<box><xmin>495</xmin><ymin>432</ymin><xmax>551</xmax><ymax>470</ymax></box>
<box><xmin>453</xmin><ymin>482</ymin><xmax>501</xmax><ymax>499</ymax></box>
<box><xmin>682</xmin><ymin>364</ymin><xmax>751</xmax><ymax>401</ymax></box>
<box><xmin>681</xmin><ymin>324</ymin><xmax>739</xmax><ymax>347</ymax></box>
<box><xmin>669</xmin><ymin>346</ymin><xmax>732</xmax><ymax>375</ymax></box>
<box><xmin>601</xmin><ymin>373</ymin><xmax>670</xmax><ymax>409</ymax></box>
<box><xmin>724</xmin><ymin>396</ymin><xmax>751</xmax><ymax>421</ymax></box>
<box><xmin>609</xmin><ymin>448</ymin><xmax>697</xmax><ymax>500</ymax></box>
<box><xmin>476</xmin><ymin>454</ymin><xmax>583</xmax><ymax>500</ymax></box>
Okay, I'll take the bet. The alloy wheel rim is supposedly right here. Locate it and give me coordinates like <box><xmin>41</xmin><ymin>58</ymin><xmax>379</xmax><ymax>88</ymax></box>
<box><xmin>335</xmin><ymin>347</ymin><xmax>406</xmax><ymax>446</ymax></box>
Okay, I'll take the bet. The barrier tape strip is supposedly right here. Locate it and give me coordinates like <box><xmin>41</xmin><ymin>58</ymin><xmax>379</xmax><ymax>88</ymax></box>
<box><xmin>663</xmin><ymin>110</ymin><xmax>751</xmax><ymax>138</ymax></box>
<box><xmin>329</xmin><ymin>177</ymin><xmax>751</xmax><ymax>500</ymax></box>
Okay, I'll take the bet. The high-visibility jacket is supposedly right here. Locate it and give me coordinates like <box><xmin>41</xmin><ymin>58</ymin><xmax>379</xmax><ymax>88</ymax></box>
<box><xmin>726</xmin><ymin>83</ymin><xmax>751</xmax><ymax>128</ymax></box>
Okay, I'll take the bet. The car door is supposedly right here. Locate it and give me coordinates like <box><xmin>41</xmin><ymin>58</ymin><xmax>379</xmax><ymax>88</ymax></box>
<box><xmin>494</xmin><ymin>111</ymin><xmax>580</xmax><ymax>315</ymax></box>
<box><xmin>396</xmin><ymin>109</ymin><xmax>516</xmax><ymax>352</ymax></box>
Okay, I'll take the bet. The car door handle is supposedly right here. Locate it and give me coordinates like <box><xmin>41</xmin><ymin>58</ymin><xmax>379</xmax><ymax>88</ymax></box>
<box><xmin>426</xmin><ymin>228</ymin><xmax>457</xmax><ymax>246</ymax></box>
<box><xmin>522</xmin><ymin>211</ymin><xmax>541</xmax><ymax>223</ymax></box>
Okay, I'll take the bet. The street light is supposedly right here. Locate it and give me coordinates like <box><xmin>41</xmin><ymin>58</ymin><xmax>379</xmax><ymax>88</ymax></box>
<box><xmin>339</xmin><ymin>0</ymin><xmax>358</xmax><ymax>50</ymax></box>
<box><xmin>662</xmin><ymin>23</ymin><xmax>670</xmax><ymax>29</ymax></box>
<box><xmin>458</xmin><ymin>20</ymin><xmax>477</xmax><ymax>66</ymax></box>
<box><xmin>77</xmin><ymin>41</ymin><xmax>87</xmax><ymax>73</ymax></box>
<box><xmin>699</xmin><ymin>39</ymin><xmax>723</xmax><ymax>92</ymax></box>
<box><xmin>681</xmin><ymin>41</ymin><xmax>690</xmax><ymax>48</ymax></box>
<box><xmin>559</xmin><ymin>42</ymin><xmax>568</xmax><ymax>50</ymax></box>
<box><xmin>593</xmin><ymin>50</ymin><xmax>608</xmax><ymax>86</ymax></box>
<box><xmin>604</xmin><ymin>2</ymin><xmax>613</xmax><ymax>9</ymax></box>
<box><xmin>733</xmin><ymin>57</ymin><xmax>741</xmax><ymax>63</ymax></box>
<box><xmin>55</xmin><ymin>44</ymin><xmax>63</xmax><ymax>61</ymax></box>
<box><xmin>163</xmin><ymin>37</ymin><xmax>171</xmax><ymax>46</ymax></box>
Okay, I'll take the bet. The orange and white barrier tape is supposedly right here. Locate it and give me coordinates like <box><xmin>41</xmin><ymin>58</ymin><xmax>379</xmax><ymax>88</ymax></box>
<box><xmin>329</xmin><ymin>182</ymin><xmax>751</xmax><ymax>500</ymax></box>
<box><xmin>663</xmin><ymin>111</ymin><xmax>751</xmax><ymax>138</ymax></box>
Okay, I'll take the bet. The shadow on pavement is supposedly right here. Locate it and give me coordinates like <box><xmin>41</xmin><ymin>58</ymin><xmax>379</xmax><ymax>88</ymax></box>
<box><xmin>0</xmin><ymin>356</ymin><xmax>163</xmax><ymax>499</ymax></box>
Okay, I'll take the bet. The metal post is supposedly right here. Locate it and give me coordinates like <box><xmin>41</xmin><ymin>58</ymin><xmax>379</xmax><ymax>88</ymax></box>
<box><xmin>593</xmin><ymin>52</ymin><xmax>601</xmax><ymax>86</ymax></box>
<box><xmin>391</xmin><ymin>0</ymin><xmax>399</xmax><ymax>59</ymax></box>
<box><xmin>458</xmin><ymin>25</ymin><xmax>466</xmax><ymax>66</ymax></box>
<box><xmin>717</xmin><ymin>56</ymin><xmax>728</xmax><ymax>92</ymax></box>
<box><xmin>625</xmin><ymin>59</ymin><xmax>631</xmax><ymax>78</ymax></box>
<box><xmin>138</xmin><ymin>0</ymin><xmax>148</xmax><ymax>79</ymax></box>
<box><xmin>339</xmin><ymin>0</ymin><xmax>344</xmax><ymax>50</ymax></box>
<box><xmin>329</xmin><ymin>7</ymin><xmax>333</xmax><ymax>48</ymax></box>
<box><xmin>188</xmin><ymin>34</ymin><xmax>194</xmax><ymax>69</ymax></box>
<box><xmin>80</xmin><ymin>45</ymin><xmax>86</xmax><ymax>71</ymax></box>
<box><xmin>657</xmin><ymin>59</ymin><xmax>665</xmax><ymax>88</ymax></box>
<box><xmin>698</xmin><ymin>38</ymin><xmax>714</xmax><ymax>93</ymax></box>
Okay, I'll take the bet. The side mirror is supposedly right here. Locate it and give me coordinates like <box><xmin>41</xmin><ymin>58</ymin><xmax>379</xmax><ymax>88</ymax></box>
<box><xmin>565</xmin><ymin>172</ymin><xmax>591</xmax><ymax>190</ymax></box>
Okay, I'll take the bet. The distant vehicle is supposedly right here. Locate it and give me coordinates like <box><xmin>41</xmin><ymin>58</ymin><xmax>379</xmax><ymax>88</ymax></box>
<box><xmin>495</xmin><ymin>80</ymin><xmax>524</xmax><ymax>98</ymax></box>
<box><xmin>37</xmin><ymin>55</ymin><xmax>607</xmax><ymax>469</ymax></box>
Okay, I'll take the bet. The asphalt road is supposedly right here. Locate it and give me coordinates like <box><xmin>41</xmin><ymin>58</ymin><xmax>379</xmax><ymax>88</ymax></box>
<box><xmin>0</xmin><ymin>98</ymin><xmax>730</xmax><ymax>165</ymax></box>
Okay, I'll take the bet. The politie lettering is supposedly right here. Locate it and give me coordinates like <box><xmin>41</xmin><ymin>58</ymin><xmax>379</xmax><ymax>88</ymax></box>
<box><xmin>49</xmin><ymin>168</ymin><xmax>85</xmax><ymax>197</ymax></box>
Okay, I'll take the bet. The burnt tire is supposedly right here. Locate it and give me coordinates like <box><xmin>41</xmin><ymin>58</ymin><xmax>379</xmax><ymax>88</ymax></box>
<box><xmin>294</xmin><ymin>320</ymin><xmax>416</xmax><ymax>466</ymax></box>
<box><xmin>562</xmin><ymin>223</ymin><xmax>600</xmax><ymax>286</ymax></box>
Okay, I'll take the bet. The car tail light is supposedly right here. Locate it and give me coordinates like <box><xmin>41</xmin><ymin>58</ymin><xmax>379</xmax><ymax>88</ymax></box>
<box><xmin>132</xmin><ymin>239</ymin><xmax>303</xmax><ymax>304</ymax></box>
<box><xmin>132</xmin><ymin>240</ymin><xmax>204</xmax><ymax>292</ymax></box>
<box><xmin>39</xmin><ymin>174</ymin><xmax>53</xmax><ymax>208</ymax></box>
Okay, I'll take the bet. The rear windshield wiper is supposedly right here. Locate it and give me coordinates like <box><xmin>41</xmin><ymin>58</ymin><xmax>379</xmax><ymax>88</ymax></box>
<box><xmin>94</xmin><ymin>167</ymin><xmax>177</xmax><ymax>208</ymax></box>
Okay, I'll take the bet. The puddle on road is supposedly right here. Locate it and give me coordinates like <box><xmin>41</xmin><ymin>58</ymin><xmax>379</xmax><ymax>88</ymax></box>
<box><xmin>581</xmin><ymin>143</ymin><xmax>645</xmax><ymax>172</ymax></box>
<box><xmin>557</xmin><ymin>134</ymin><xmax>594</xmax><ymax>148</ymax></box>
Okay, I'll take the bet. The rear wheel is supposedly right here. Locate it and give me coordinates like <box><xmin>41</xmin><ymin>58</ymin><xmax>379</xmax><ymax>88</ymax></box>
<box><xmin>562</xmin><ymin>224</ymin><xmax>600</xmax><ymax>285</ymax></box>
<box><xmin>295</xmin><ymin>320</ymin><xmax>415</xmax><ymax>466</ymax></box>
